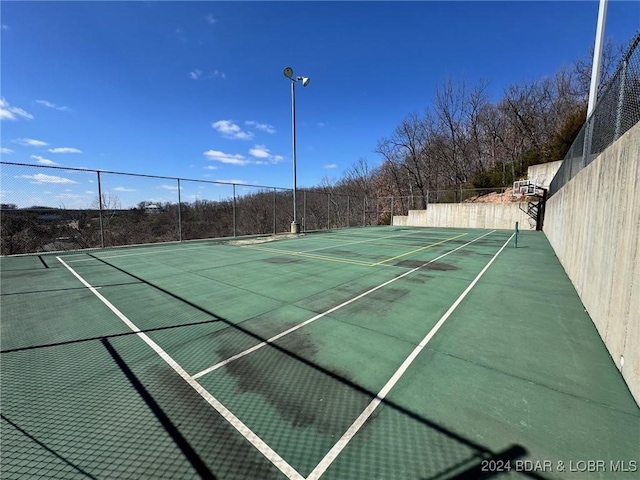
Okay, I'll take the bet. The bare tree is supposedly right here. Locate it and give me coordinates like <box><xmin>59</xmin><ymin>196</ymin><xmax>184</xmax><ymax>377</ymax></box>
<box><xmin>573</xmin><ymin>38</ymin><xmax>621</xmax><ymax>100</ymax></box>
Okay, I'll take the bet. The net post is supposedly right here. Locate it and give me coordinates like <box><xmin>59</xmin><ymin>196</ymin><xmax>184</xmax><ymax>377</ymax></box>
<box><xmin>515</xmin><ymin>221</ymin><xmax>519</xmax><ymax>248</ymax></box>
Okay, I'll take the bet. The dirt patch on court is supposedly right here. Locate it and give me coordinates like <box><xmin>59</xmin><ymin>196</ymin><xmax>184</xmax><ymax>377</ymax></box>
<box><xmin>423</xmin><ymin>262</ymin><xmax>458</xmax><ymax>271</ymax></box>
<box><xmin>224</xmin><ymin>233</ymin><xmax>302</xmax><ymax>246</ymax></box>
<box><xmin>393</xmin><ymin>259</ymin><xmax>425</xmax><ymax>269</ymax></box>
<box><xmin>403</xmin><ymin>273</ymin><xmax>434</xmax><ymax>284</ymax></box>
<box><xmin>351</xmin><ymin>287</ymin><xmax>411</xmax><ymax>316</ymax></box>
<box><xmin>263</xmin><ymin>256</ymin><xmax>301</xmax><ymax>264</ymax></box>
<box><xmin>218</xmin><ymin>329</ymin><xmax>370</xmax><ymax>437</ymax></box>
<box><xmin>393</xmin><ymin>259</ymin><xmax>458</xmax><ymax>271</ymax></box>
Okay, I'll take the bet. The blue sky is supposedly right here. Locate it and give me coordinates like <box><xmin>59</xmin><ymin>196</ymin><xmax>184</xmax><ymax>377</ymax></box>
<box><xmin>1</xmin><ymin>1</ymin><xmax>639</xmax><ymax>208</ymax></box>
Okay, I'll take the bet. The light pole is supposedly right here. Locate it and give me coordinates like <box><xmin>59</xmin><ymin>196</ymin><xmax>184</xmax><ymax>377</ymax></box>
<box><xmin>283</xmin><ymin>66</ymin><xmax>310</xmax><ymax>234</ymax></box>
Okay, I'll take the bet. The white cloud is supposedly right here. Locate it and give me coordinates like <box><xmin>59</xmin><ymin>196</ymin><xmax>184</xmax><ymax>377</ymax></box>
<box><xmin>248</xmin><ymin>145</ymin><xmax>271</xmax><ymax>159</ymax></box>
<box><xmin>206</xmin><ymin>14</ymin><xmax>216</xmax><ymax>25</ymax></box>
<box><xmin>1</xmin><ymin>99</ymin><xmax>33</xmax><ymax>121</ymax></box>
<box><xmin>1</xmin><ymin>148</ymin><xmax>13</xmax><ymax>154</ymax></box>
<box><xmin>204</xmin><ymin>165</ymin><xmax>218</xmax><ymax>170</ymax></box>
<box><xmin>14</xmin><ymin>138</ymin><xmax>48</xmax><ymax>147</ymax></box>
<box><xmin>36</xmin><ymin>100</ymin><xmax>70</xmax><ymax>111</ymax></box>
<box><xmin>113</xmin><ymin>187</ymin><xmax>136</xmax><ymax>192</ymax></box>
<box><xmin>203</xmin><ymin>149</ymin><xmax>249</xmax><ymax>166</ymax></box>
<box><xmin>317</xmin><ymin>122</ymin><xmax>327</xmax><ymax>128</ymax></box>
<box><xmin>191</xmin><ymin>69</ymin><xmax>225</xmax><ymax>80</ymax></box>
<box><xmin>249</xmin><ymin>145</ymin><xmax>284</xmax><ymax>164</ymax></box>
<box><xmin>48</xmin><ymin>147</ymin><xmax>82</xmax><ymax>153</ymax></box>
<box><xmin>31</xmin><ymin>155</ymin><xmax>58</xmax><ymax>166</ymax></box>
<box><xmin>158</xmin><ymin>185</ymin><xmax>180</xmax><ymax>190</ymax></box>
<box><xmin>324</xmin><ymin>164</ymin><xmax>338</xmax><ymax>169</ymax></box>
<box><xmin>17</xmin><ymin>173</ymin><xmax>78</xmax><ymax>184</ymax></box>
<box><xmin>212</xmin><ymin>120</ymin><xmax>253</xmax><ymax>140</ymax></box>
<box><xmin>245</xmin><ymin>121</ymin><xmax>276</xmax><ymax>134</ymax></box>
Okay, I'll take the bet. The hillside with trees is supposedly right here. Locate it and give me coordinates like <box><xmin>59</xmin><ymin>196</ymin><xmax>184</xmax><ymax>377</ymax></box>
<box><xmin>322</xmin><ymin>41</ymin><xmax>622</xmax><ymax>206</ymax></box>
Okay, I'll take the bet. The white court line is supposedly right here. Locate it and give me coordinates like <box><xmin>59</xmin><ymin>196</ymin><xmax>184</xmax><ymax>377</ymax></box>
<box><xmin>306</xmin><ymin>232</ymin><xmax>515</xmax><ymax>480</ymax></box>
<box><xmin>192</xmin><ymin>230</ymin><xmax>496</xmax><ymax>380</ymax></box>
<box><xmin>56</xmin><ymin>256</ymin><xmax>305</xmax><ymax>480</ymax></box>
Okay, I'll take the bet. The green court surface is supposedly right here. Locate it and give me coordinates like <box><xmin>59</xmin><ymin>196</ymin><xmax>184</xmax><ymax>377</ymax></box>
<box><xmin>1</xmin><ymin>226</ymin><xmax>638</xmax><ymax>479</ymax></box>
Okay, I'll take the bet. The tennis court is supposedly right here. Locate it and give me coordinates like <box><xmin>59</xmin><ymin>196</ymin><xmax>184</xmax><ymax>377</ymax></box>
<box><xmin>1</xmin><ymin>226</ymin><xmax>638</xmax><ymax>479</ymax></box>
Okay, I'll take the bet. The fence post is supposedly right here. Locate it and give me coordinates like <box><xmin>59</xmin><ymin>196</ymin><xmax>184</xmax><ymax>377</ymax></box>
<box><xmin>303</xmin><ymin>190</ymin><xmax>307</xmax><ymax>232</ymax></box>
<box><xmin>327</xmin><ymin>193</ymin><xmax>331</xmax><ymax>230</ymax></box>
<box><xmin>273</xmin><ymin>188</ymin><xmax>277</xmax><ymax>235</ymax></box>
<box><xmin>582</xmin><ymin>117</ymin><xmax>593</xmax><ymax>168</ymax></box>
<box><xmin>376</xmin><ymin>198</ymin><xmax>379</xmax><ymax>225</ymax></box>
<box><xmin>615</xmin><ymin>58</ymin><xmax>628</xmax><ymax>140</ymax></box>
<box><xmin>97</xmin><ymin>171</ymin><xmax>105</xmax><ymax>248</ymax></box>
<box><xmin>347</xmin><ymin>195</ymin><xmax>350</xmax><ymax>228</ymax></box>
<box><xmin>363</xmin><ymin>196</ymin><xmax>367</xmax><ymax>227</ymax></box>
<box><xmin>232</xmin><ymin>183</ymin><xmax>237</xmax><ymax>237</ymax></box>
<box><xmin>177</xmin><ymin>178</ymin><xmax>183</xmax><ymax>242</ymax></box>
<box><xmin>390</xmin><ymin>197</ymin><xmax>394</xmax><ymax>225</ymax></box>
<box><xmin>426</xmin><ymin>190</ymin><xmax>429</xmax><ymax>209</ymax></box>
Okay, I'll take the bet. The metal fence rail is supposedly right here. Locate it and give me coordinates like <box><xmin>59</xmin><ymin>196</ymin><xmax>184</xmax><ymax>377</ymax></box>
<box><xmin>550</xmin><ymin>31</ymin><xmax>640</xmax><ymax>197</ymax></box>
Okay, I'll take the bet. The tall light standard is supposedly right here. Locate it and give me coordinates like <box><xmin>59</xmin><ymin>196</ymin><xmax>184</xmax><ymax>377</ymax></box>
<box><xmin>283</xmin><ymin>66</ymin><xmax>310</xmax><ymax>234</ymax></box>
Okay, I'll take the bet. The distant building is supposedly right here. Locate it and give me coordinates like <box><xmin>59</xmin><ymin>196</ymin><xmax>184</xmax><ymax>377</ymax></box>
<box><xmin>144</xmin><ymin>204</ymin><xmax>161</xmax><ymax>214</ymax></box>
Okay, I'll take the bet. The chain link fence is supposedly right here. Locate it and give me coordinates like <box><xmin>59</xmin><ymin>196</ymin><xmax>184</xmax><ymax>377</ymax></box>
<box><xmin>0</xmin><ymin>162</ymin><xmax>525</xmax><ymax>255</ymax></box>
<box><xmin>0</xmin><ymin>163</ymin><xmax>397</xmax><ymax>255</ymax></box>
<box><xmin>550</xmin><ymin>31</ymin><xmax>640</xmax><ymax>197</ymax></box>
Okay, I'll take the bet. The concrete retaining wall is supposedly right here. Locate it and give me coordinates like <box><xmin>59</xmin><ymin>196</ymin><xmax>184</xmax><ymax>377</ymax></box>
<box><xmin>544</xmin><ymin>122</ymin><xmax>640</xmax><ymax>404</ymax></box>
<box><xmin>528</xmin><ymin>160</ymin><xmax>563</xmax><ymax>189</ymax></box>
<box><xmin>393</xmin><ymin>203</ymin><xmax>533</xmax><ymax>230</ymax></box>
